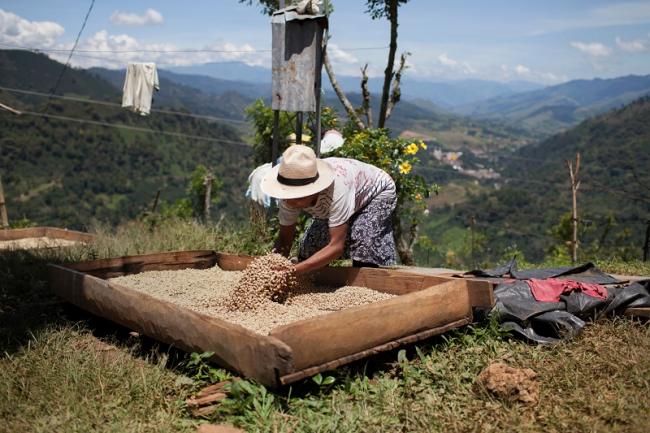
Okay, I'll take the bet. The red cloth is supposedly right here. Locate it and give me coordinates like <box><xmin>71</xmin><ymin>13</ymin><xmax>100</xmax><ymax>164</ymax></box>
<box><xmin>527</xmin><ymin>278</ymin><xmax>608</xmax><ymax>303</ymax></box>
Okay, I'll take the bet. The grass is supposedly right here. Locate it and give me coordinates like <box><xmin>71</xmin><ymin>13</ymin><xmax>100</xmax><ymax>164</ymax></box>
<box><xmin>0</xmin><ymin>218</ymin><xmax>648</xmax><ymax>432</ymax></box>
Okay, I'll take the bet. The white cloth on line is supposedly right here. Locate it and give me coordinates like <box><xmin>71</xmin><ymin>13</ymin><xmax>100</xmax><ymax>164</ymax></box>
<box><xmin>122</xmin><ymin>62</ymin><xmax>159</xmax><ymax>116</ymax></box>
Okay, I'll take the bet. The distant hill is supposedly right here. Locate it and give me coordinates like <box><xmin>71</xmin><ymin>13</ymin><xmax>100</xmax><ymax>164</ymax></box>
<box><xmin>455</xmin><ymin>75</ymin><xmax>650</xmax><ymax>136</ymax></box>
<box><xmin>0</xmin><ymin>50</ymin><xmax>253</xmax><ymax>228</ymax></box>
<box><xmin>168</xmin><ymin>60</ymin><xmax>544</xmax><ymax>108</ymax></box>
<box><xmin>424</xmin><ymin>96</ymin><xmax>650</xmax><ymax>263</ymax></box>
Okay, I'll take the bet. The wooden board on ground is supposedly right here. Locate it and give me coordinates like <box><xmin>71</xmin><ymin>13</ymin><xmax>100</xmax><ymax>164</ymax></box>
<box><xmin>48</xmin><ymin>250</ymin><xmax>491</xmax><ymax>387</ymax></box>
<box><xmin>0</xmin><ymin>227</ymin><xmax>95</xmax><ymax>250</ymax></box>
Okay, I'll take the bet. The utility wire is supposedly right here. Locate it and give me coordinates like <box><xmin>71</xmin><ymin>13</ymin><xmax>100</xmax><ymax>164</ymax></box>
<box><xmin>17</xmin><ymin>110</ymin><xmax>253</xmax><ymax>148</ymax></box>
<box><xmin>44</xmin><ymin>0</ymin><xmax>95</xmax><ymax>114</ymax></box>
<box><xmin>0</xmin><ymin>86</ymin><xmax>249</xmax><ymax>124</ymax></box>
<box><xmin>0</xmin><ymin>43</ymin><xmax>388</xmax><ymax>54</ymax></box>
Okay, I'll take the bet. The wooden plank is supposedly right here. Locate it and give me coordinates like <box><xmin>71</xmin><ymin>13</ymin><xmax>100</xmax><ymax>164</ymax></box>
<box><xmin>43</xmin><ymin>227</ymin><xmax>95</xmax><ymax>243</ymax></box>
<box><xmin>0</xmin><ymin>227</ymin><xmax>94</xmax><ymax>242</ymax></box>
<box><xmin>270</xmin><ymin>279</ymin><xmax>472</xmax><ymax>370</ymax></box>
<box><xmin>624</xmin><ymin>307</ymin><xmax>650</xmax><ymax>318</ymax></box>
<box><xmin>393</xmin><ymin>268</ymin><xmax>495</xmax><ymax>308</ymax></box>
<box><xmin>48</xmin><ymin>264</ymin><xmax>294</xmax><ymax>387</ymax></box>
<box><xmin>279</xmin><ymin>317</ymin><xmax>471</xmax><ymax>385</ymax></box>
<box><xmin>0</xmin><ymin>227</ymin><xmax>46</xmax><ymax>240</ymax></box>
<box><xmin>315</xmin><ymin>267</ymin><xmax>495</xmax><ymax>308</ymax></box>
<box><xmin>66</xmin><ymin>250</ymin><xmax>219</xmax><ymax>278</ymax></box>
<box><xmin>215</xmin><ymin>253</ymin><xmax>255</xmax><ymax>271</ymax></box>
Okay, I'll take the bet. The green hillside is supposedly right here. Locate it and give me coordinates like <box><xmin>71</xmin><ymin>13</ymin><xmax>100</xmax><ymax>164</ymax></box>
<box><xmin>0</xmin><ymin>50</ymin><xmax>253</xmax><ymax>229</ymax></box>
<box><xmin>423</xmin><ymin>96</ymin><xmax>650</xmax><ymax>264</ymax></box>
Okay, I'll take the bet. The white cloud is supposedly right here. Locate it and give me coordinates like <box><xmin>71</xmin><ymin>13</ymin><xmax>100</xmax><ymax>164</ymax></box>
<box><xmin>616</xmin><ymin>36</ymin><xmax>647</xmax><ymax>52</ymax></box>
<box><xmin>327</xmin><ymin>43</ymin><xmax>358</xmax><ymax>64</ymax></box>
<box><xmin>48</xmin><ymin>30</ymin><xmax>272</xmax><ymax>69</ymax></box>
<box><xmin>438</xmin><ymin>53</ymin><xmax>457</xmax><ymax>67</ymax></box>
<box><xmin>437</xmin><ymin>52</ymin><xmax>475</xmax><ymax>75</ymax></box>
<box><xmin>514</xmin><ymin>64</ymin><xmax>530</xmax><ymax>76</ymax></box>
<box><xmin>499</xmin><ymin>64</ymin><xmax>566</xmax><ymax>84</ymax></box>
<box><xmin>570</xmin><ymin>41</ymin><xmax>612</xmax><ymax>57</ymax></box>
<box><xmin>110</xmin><ymin>9</ymin><xmax>164</xmax><ymax>26</ymax></box>
<box><xmin>0</xmin><ymin>8</ymin><xmax>64</xmax><ymax>47</ymax></box>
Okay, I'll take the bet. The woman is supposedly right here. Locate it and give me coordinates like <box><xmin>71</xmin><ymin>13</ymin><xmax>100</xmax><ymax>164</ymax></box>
<box><xmin>261</xmin><ymin>144</ymin><xmax>397</xmax><ymax>275</ymax></box>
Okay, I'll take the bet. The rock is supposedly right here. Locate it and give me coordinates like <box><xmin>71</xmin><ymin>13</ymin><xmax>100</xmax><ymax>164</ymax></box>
<box><xmin>474</xmin><ymin>362</ymin><xmax>539</xmax><ymax>406</ymax></box>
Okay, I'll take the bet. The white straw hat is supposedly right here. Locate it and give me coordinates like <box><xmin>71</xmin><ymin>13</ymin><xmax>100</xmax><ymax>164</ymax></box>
<box><xmin>261</xmin><ymin>145</ymin><xmax>334</xmax><ymax>199</ymax></box>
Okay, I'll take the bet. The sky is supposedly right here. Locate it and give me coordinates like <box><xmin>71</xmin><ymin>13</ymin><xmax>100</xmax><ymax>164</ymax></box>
<box><xmin>1</xmin><ymin>0</ymin><xmax>649</xmax><ymax>84</ymax></box>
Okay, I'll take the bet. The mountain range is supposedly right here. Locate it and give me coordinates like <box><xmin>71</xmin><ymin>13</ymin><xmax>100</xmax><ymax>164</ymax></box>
<box><xmin>169</xmin><ymin>61</ymin><xmax>650</xmax><ymax>136</ymax></box>
<box><xmin>168</xmin><ymin>61</ymin><xmax>544</xmax><ymax>108</ymax></box>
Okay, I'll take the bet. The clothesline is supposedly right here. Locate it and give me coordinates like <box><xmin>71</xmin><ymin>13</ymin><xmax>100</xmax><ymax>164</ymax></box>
<box><xmin>14</xmin><ymin>110</ymin><xmax>254</xmax><ymax>148</ymax></box>
<box><xmin>0</xmin><ymin>43</ymin><xmax>388</xmax><ymax>54</ymax></box>
<box><xmin>0</xmin><ymin>86</ymin><xmax>249</xmax><ymax>124</ymax></box>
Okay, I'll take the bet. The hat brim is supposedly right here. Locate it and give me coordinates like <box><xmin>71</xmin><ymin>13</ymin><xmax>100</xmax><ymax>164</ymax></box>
<box><xmin>261</xmin><ymin>160</ymin><xmax>335</xmax><ymax>199</ymax></box>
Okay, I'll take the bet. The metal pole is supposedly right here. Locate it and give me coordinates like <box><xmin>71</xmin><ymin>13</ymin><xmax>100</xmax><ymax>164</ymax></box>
<box><xmin>296</xmin><ymin>112</ymin><xmax>303</xmax><ymax>146</ymax></box>
<box><xmin>271</xmin><ymin>110</ymin><xmax>280</xmax><ymax>165</ymax></box>
<box><xmin>314</xmin><ymin>33</ymin><xmax>323</xmax><ymax>156</ymax></box>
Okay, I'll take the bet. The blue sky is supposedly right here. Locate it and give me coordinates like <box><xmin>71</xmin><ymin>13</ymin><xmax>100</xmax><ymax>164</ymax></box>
<box><xmin>1</xmin><ymin>0</ymin><xmax>649</xmax><ymax>84</ymax></box>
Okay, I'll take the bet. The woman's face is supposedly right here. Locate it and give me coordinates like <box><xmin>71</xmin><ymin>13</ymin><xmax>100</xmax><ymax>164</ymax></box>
<box><xmin>285</xmin><ymin>194</ymin><xmax>318</xmax><ymax>209</ymax></box>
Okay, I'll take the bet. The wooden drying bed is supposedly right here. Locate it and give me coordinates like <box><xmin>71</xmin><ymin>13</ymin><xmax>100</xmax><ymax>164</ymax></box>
<box><xmin>0</xmin><ymin>226</ymin><xmax>95</xmax><ymax>246</ymax></box>
<box><xmin>48</xmin><ymin>250</ymin><xmax>494</xmax><ymax>387</ymax></box>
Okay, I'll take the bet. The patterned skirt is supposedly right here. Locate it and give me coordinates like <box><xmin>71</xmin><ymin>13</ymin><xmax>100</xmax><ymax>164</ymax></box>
<box><xmin>297</xmin><ymin>189</ymin><xmax>397</xmax><ymax>266</ymax></box>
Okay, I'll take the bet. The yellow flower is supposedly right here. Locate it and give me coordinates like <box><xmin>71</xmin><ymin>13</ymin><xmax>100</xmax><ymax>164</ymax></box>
<box><xmin>404</xmin><ymin>143</ymin><xmax>419</xmax><ymax>155</ymax></box>
<box><xmin>398</xmin><ymin>161</ymin><xmax>412</xmax><ymax>174</ymax></box>
<box><xmin>415</xmin><ymin>193</ymin><xmax>422</xmax><ymax>201</ymax></box>
<box><xmin>420</xmin><ymin>141</ymin><xmax>427</xmax><ymax>150</ymax></box>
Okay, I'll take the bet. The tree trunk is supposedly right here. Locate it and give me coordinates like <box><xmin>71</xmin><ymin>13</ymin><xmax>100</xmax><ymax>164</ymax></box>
<box><xmin>203</xmin><ymin>174</ymin><xmax>213</xmax><ymax>223</ymax></box>
<box><xmin>392</xmin><ymin>212</ymin><xmax>417</xmax><ymax>266</ymax></box>
<box><xmin>360</xmin><ymin>64</ymin><xmax>373</xmax><ymax>128</ymax></box>
<box><xmin>377</xmin><ymin>0</ymin><xmax>398</xmax><ymax>129</ymax></box>
<box><xmin>323</xmin><ymin>44</ymin><xmax>365</xmax><ymax>130</ymax></box>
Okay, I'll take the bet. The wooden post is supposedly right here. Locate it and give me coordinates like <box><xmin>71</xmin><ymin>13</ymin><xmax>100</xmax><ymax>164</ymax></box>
<box><xmin>643</xmin><ymin>220</ymin><xmax>650</xmax><ymax>262</ymax></box>
<box><xmin>0</xmin><ymin>101</ymin><xmax>22</xmax><ymax>115</ymax></box>
<box><xmin>151</xmin><ymin>190</ymin><xmax>161</xmax><ymax>213</ymax></box>
<box><xmin>0</xmin><ymin>176</ymin><xmax>8</xmax><ymax>228</ymax></box>
<box><xmin>203</xmin><ymin>173</ymin><xmax>213</xmax><ymax>223</ymax></box>
<box><xmin>566</xmin><ymin>153</ymin><xmax>581</xmax><ymax>263</ymax></box>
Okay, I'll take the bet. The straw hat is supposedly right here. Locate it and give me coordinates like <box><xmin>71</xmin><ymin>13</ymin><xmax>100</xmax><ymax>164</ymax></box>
<box><xmin>261</xmin><ymin>145</ymin><xmax>334</xmax><ymax>199</ymax></box>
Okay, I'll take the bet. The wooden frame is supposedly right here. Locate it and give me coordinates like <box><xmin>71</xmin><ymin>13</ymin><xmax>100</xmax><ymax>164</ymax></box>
<box><xmin>0</xmin><ymin>227</ymin><xmax>95</xmax><ymax>245</ymax></box>
<box><xmin>48</xmin><ymin>250</ymin><xmax>494</xmax><ymax>387</ymax></box>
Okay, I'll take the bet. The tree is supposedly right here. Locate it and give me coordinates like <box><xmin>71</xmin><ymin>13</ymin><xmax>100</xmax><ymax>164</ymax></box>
<box><xmin>239</xmin><ymin>0</ymin><xmax>410</xmax><ymax>129</ymax></box>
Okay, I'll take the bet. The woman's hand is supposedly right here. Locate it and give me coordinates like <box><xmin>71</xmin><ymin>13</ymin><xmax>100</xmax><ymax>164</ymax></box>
<box><xmin>294</xmin><ymin>223</ymin><xmax>348</xmax><ymax>275</ymax></box>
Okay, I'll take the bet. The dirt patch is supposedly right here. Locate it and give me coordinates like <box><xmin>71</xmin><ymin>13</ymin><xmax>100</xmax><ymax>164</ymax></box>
<box><xmin>0</xmin><ymin>237</ymin><xmax>79</xmax><ymax>250</ymax></box>
<box><xmin>109</xmin><ymin>260</ymin><xmax>394</xmax><ymax>335</ymax></box>
<box><xmin>474</xmin><ymin>362</ymin><xmax>539</xmax><ymax>406</ymax></box>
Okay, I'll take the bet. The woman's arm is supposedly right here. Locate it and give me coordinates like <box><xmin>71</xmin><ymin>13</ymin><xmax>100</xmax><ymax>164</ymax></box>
<box><xmin>295</xmin><ymin>223</ymin><xmax>348</xmax><ymax>274</ymax></box>
<box><xmin>274</xmin><ymin>224</ymin><xmax>296</xmax><ymax>257</ymax></box>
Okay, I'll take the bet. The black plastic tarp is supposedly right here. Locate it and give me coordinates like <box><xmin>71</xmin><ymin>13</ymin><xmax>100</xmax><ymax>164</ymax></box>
<box><xmin>476</xmin><ymin>259</ymin><xmax>649</xmax><ymax>344</ymax></box>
